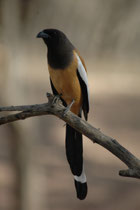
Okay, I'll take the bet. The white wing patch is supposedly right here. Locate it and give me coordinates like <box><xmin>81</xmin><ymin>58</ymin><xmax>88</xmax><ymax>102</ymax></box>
<box><xmin>75</xmin><ymin>53</ymin><xmax>89</xmax><ymax>100</ymax></box>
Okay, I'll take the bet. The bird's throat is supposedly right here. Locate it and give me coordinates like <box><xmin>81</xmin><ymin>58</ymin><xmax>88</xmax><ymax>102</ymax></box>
<box><xmin>47</xmin><ymin>49</ymin><xmax>73</xmax><ymax>69</ymax></box>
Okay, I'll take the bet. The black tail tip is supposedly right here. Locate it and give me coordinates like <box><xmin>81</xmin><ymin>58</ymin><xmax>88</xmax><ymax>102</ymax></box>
<box><xmin>74</xmin><ymin>180</ymin><xmax>88</xmax><ymax>200</ymax></box>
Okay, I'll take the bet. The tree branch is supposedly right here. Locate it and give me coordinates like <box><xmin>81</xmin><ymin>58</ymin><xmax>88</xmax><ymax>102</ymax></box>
<box><xmin>0</xmin><ymin>93</ymin><xmax>140</xmax><ymax>178</ymax></box>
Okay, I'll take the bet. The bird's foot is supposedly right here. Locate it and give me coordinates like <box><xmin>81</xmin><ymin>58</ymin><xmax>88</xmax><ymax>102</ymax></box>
<box><xmin>63</xmin><ymin>99</ymin><xmax>75</xmax><ymax>116</ymax></box>
<box><xmin>52</xmin><ymin>93</ymin><xmax>62</xmax><ymax>105</ymax></box>
<box><xmin>46</xmin><ymin>92</ymin><xmax>62</xmax><ymax>106</ymax></box>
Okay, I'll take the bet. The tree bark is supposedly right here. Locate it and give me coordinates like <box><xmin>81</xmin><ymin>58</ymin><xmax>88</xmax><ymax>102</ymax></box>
<box><xmin>0</xmin><ymin>93</ymin><xmax>140</xmax><ymax>179</ymax></box>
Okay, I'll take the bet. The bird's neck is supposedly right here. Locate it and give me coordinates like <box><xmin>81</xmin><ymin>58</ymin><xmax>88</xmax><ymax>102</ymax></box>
<box><xmin>47</xmin><ymin>43</ymin><xmax>74</xmax><ymax>69</ymax></box>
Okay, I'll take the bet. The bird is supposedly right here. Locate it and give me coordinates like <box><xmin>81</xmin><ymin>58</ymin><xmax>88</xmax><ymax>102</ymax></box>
<box><xmin>37</xmin><ymin>29</ymin><xmax>89</xmax><ymax>200</ymax></box>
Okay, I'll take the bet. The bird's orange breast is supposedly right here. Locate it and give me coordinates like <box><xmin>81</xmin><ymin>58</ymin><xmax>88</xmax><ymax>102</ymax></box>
<box><xmin>48</xmin><ymin>52</ymin><xmax>82</xmax><ymax>115</ymax></box>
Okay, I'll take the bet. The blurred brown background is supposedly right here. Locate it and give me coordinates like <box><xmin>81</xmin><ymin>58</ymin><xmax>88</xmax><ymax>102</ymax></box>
<box><xmin>0</xmin><ymin>0</ymin><xmax>140</xmax><ymax>210</ymax></box>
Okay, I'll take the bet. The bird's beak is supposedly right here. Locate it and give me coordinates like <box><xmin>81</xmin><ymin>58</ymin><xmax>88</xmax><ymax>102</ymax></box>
<box><xmin>36</xmin><ymin>31</ymin><xmax>50</xmax><ymax>39</ymax></box>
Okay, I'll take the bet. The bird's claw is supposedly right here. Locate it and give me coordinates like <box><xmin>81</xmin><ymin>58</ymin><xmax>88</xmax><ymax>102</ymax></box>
<box><xmin>63</xmin><ymin>99</ymin><xmax>75</xmax><ymax>116</ymax></box>
<box><xmin>52</xmin><ymin>94</ymin><xmax>62</xmax><ymax>105</ymax></box>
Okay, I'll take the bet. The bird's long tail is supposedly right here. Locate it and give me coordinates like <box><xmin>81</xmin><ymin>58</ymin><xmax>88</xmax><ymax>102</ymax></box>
<box><xmin>65</xmin><ymin>123</ymin><xmax>87</xmax><ymax>200</ymax></box>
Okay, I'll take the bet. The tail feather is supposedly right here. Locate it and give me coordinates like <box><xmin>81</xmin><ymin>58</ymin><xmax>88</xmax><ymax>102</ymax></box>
<box><xmin>66</xmin><ymin>124</ymin><xmax>83</xmax><ymax>175</ymax></box>
<box><xmin>66</xmin><ymin>124</ymin><xmax>87</xmax><ymax>200</ymax></box>
<box><xmin>74</xmin><ymin>180</ymin><xmax>87</xmax><ymax>200</ymax></box>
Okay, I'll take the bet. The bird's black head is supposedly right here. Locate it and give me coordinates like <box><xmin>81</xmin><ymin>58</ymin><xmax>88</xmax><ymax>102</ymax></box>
<box><xmin>37</xmin><ymin>29</ymin><xmax>70</xmax><ymax>48</ymax></box>
<box><xmin>36</xmin><ymin>29</ymin><xmax>74</xmax><ymax>69</ymax></box>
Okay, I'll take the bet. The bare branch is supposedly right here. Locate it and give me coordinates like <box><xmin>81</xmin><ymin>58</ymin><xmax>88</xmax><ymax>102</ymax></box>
<box><xmin>119</xmin><ymin>169</ymin><xmax>140</xmax><ymax>178</ymax></box>
<box><xmin>0</xmin><ymin>93</ymin><xmax>140</xmax><ymax>178</ymax></box>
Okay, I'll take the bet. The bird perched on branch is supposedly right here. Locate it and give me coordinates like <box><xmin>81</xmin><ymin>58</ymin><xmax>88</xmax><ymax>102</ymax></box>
<box><xmin>37</xmin><ymin>29</ymin><xmax>89</xmax><ymax>200</ymax></box>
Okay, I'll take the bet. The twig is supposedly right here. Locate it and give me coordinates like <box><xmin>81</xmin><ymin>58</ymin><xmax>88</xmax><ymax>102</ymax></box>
<box><xmin>0</xmin><ymin>93</ymin><xmax>140</xmax><ymax>178</ymax></box>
